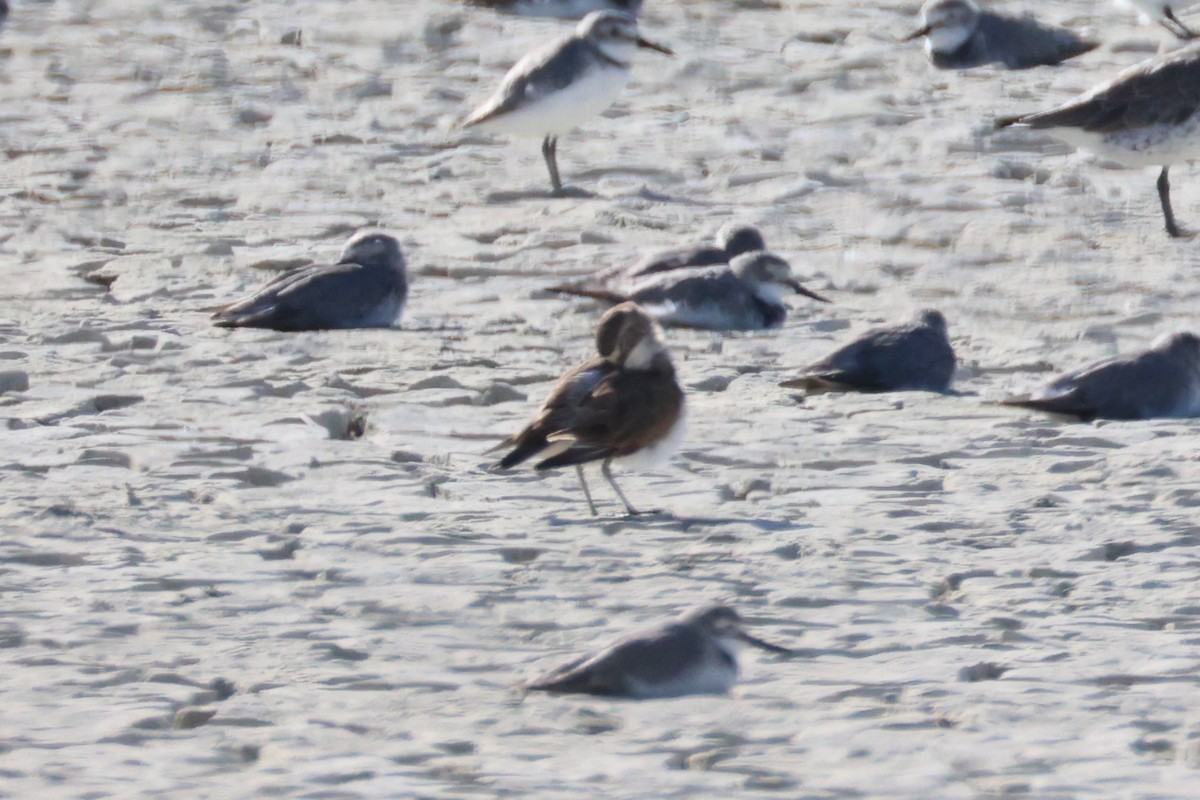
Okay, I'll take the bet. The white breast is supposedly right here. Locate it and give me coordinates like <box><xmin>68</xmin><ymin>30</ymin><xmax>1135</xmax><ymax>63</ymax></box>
<box><xmin>476</xmin><ymin>63</ymin><xmax>631</xmax><ymax>138</ymax></box>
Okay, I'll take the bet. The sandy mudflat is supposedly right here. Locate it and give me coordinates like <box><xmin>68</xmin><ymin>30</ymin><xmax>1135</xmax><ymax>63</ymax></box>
<box><xmin>2</xmin><ymin>0</ymin><xmax>1200</xmax><ymax>797</ymax></box>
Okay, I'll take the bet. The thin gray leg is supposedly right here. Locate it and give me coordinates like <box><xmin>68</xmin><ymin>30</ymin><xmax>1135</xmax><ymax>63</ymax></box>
<box><xmin>1158</xmin><ymin>166</ymin><xmax>1187</xmax><ymax>238</ymax></box>
<box><xmin>575</xmin><ymin>465</ymin><xmax>598</xmax><ymax>516</ymax></box>
<box><xmin>601</xmin><ymin>458</ymin><xmax>641</xmax><ymax>516</ymax></box>
<box><xmin>1163</xmin><ymin>7</ymin><xmax>1199</xmax><ymax>39</ymax></box>
<box><xmin>542</xmin><ymin>135</ymin><xmax>562</xmax><ymax>195</ymax></box>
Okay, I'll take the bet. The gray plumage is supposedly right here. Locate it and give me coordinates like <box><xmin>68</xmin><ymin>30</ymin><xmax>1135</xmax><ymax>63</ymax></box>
<box><xmin>781</xmin><ymin>309</ymin><xmax>956</xmax><ymax>393</ymax></box>
<box><xmin>212</xmin><ymin>233</ymin><xmax>407</xmax><ymax>331</ymax></box>
<box><xmin>907</xmin><ymin>0</ymin><xmax>1097</xmax><ymax>70</ymax></box>
<box><xmin>550</xmin><ymin>252</ymin><xmax>830</xmax><ymax>332</ymax></box>
<box><xmin>995</xmin><ymin>41</ymin><xmax>1200</xmax><ymax>237</ymax></box>
<box><xmin>1001</xmin><ymin>332</ymin><xmax>1200</xmax><ymax>421</ymax></box>
<box><xmin>526</xmin><ymin>604</ymin><xmax>790</xmax><ymax>700</ymax></box>
<box><xmin>623</xmin><ymin>223</ymin><xmax>768</xmax><ymax>281</ymax></box>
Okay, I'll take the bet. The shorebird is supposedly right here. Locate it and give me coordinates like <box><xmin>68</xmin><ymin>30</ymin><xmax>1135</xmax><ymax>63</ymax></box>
<box><xmin>623</xmin><ymin>223</ymin><xmax>767</xmax><ymax>280</ymax></box>
<box><xmin>780</xmin><ymin>309</ymin><xmax>956</xmax><ymax>394</ymax></box>
<box><xmin>493</xmin><ymin>302</ymin><xmax>684</xmax><ymax>516</ymax></box>
<box><xmin>904</xmin><ymin>0</ymin><xmax>1098</xmax><ymax>69</ymax></box>
<box><xmin>1001</xmin><ymin>332</ymin><xmax>1200</xmax><ymax>421</ymax></box>
<box><xmin>996</xmin><ymin>43</ymin><xmax>1200</xmax><ymax>238</ymax></box>
<box><xmin>212</xmin><ymin>232</ymin><xmax>407</xmax><ymax>331</ymax></box>
<box><xmin>549</xmin><ymin>252</ymin><xmax>830</xmax><ymax>332</ymax></box>
<box><xmin>462</xmin><ymin>11</ymin><xmax>672</xmax><ymax>196</ymax></box>
<box><xmin>526</xmin><ymin>604</ymin><xmax>791</xmax><ymax>699</ymax></box>
<box><xmin>1116</xmin><ymin>0</ymin><xmax>1198</xmax><ymax>39</ymax></box>
<box><xmin>457</xmin><ymin>0</ymin><xmax>643</xmax><ymax>19</ymax></box>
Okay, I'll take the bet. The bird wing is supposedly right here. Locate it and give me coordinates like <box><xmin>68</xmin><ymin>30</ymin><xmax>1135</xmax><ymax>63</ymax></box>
<box><xmin>212</xmin><ymin>262</ymin><xmax>399</xmax><ymax>331</ymax></box>
<box><xmin>1002</xmin><ymin>44</ymin><xmax>1200</xmax><ymax>131</ymax></box>
<box><xmin>785</xmin><ymin>325</ymin><xmax>955</xmax><ymax>392</ymax></box>
<box><xmin>464</xmin><ymin>37</ymin><xmax>594</xmax><ymax>126</ymax></box>
<box><xmin>625</xmin><ymin>246</ymin><xmax>729</xmax><ymax>279</ymax></box>
<box><xmin>534</xmin><ymin>366</ymin><xmax>683</xmax><ymax>468</ymax></box>
<box><xmin>1004</xmin><ymin>350</ymin><xmax>1185</xmax><ymax>420</ymax></box>
<box><xmin>527</xmin><ymin>623</ymin><xmax>709</xmax><ymax>697</ymax></box>
<box><xmin>628</xmin><ymin>270</ymin><xmax>764</xmax><ymax>331</ymax></box>
<box><xmin>977</xmin><ymin>13</ymin><xmax>1098</xmax><ymax>70</ymax></box>
<box><xmin>496</xmin><ymin>360</ymin><xmax>613</xmax><ymax>469</ymax></box>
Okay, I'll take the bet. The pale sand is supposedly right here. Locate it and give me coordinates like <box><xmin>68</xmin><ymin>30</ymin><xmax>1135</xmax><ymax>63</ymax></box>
<box><xmin>2</xmin><ymin>0</ymin><xmax>1200</xmax><ymax>797</ymax></box>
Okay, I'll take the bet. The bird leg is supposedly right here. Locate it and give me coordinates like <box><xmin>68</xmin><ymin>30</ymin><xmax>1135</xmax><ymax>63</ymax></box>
<box><xmin>1162</xmin><ymin>7</ymin><xmax>1199</xmax><ymax>39</ymax></box>
<box><xmin>542</xmin><ymin>135</ymin><xmax>563</xmax><ymax>195</ymax></box>
<box><xmin>1157</xmin><ymin>166</ymin><xmax>1190</xmax><ymax>239</ymax></box>
<box><xmin>575</xmin><ymin>465</ymin><xmax>598</xmax><ymax>517</ymax></box>
<box><xmin>601</xmin><ymin>458</ymin><xmax>652</xmax><ymax>517</ymax></box>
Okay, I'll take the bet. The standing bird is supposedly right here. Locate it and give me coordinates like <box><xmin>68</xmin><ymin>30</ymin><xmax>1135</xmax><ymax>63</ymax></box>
<box><xmin>462</xmin><ymin>11</ymin><xmax>672</xmax><ymax>196</ymax></box>
<box><xmin>212</xmin><ymin>232</ymin><xmax>407</xmax><ymax>331</ymax></box>
<box><xmin>526</xmin><ymin>604</ymin><xmax>791</xmax><ymax>699</ymax></box>
<box><xmin>548</xmin><ymin>252</ymin><xmax>830</xmax><ymax>332</ymax></box>
<box><xmin>996</xmin><ymin>43</ymin><xmax>1200</xmax><ymax>238</ymax></box>
<box><xmin>904</xmin><ymin>0</ymin><xmax>1098</xmax><ymax>70</ymax></box>
<box><xmin>1116</xmin><ymin>0</ymin><xmax>1198</xmax><ymax>40</ymax></box>
<box><xmin>493</xmin><ymin>302</ymin><xmax>684</xmax><ymax>516</ymax></box>
<box><xmin>456</xmin><ymin>0</ymin><xmax>643</xmax><ymax>20</ymax></box>
<box><xmin>780</xmin><ymin>309</ymin><xmax>956</xmax><ymax>394</ymax></box>
<box><xmin>1001</xmin><ymin>332</ymin><xmax>1200</xmax><ymax>421</ymax></box>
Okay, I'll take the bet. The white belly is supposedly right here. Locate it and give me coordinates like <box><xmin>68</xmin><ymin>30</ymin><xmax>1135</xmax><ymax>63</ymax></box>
<box><xmin>475</xmin><ymin>64</ymin><xmax>631</xmax><ymax>138</ymax></box>
<box><xmin>626</xmin><ymin>658</ymin><xmax>738</xmax><ymax>699</ymax></box>
<box><xmin>1049</xmin><ymin>115</ymin><xmax>1200</xmax><ymax>167</ymax></box>
<box><xmin>619</xmin><ymin>405</ymin><xmax>686</xmax><ymax>469</ymax></box>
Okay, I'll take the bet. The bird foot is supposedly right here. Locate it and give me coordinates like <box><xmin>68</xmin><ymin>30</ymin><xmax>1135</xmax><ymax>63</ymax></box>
<box><xmin>549</xmin><ymin>186</ymin><xmax>594</xmax><ymax>199</ymax></box>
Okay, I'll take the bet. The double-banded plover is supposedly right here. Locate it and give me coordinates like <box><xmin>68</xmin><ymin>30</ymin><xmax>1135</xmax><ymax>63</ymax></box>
<box><xmin>462</xmin><ymin>11</ymin><xmax>672</xmax><ymax>196</ymax></box>
<box><xmin>781</xmin><ymin>309</ymin><xmax>956</xmax><ymax>394</ymax></box>
<box><xmin>997</xmin><ymin>42</ymin><xmax>1200</xmax><ymax>238</ymax></box>
<box><xmin>526</xmin><ymin>604</ymin><xmax>791</xmax><ymax>699</ymax></box>
<box><xmin>212</xmin><ymin>233</ymin><xmax>407</xmax><ymax>331</ymax></box>
<box><xmin>550</xmin><ymin>252</ymin><xmax>829</xmax><ymax>332</ymax></box>
<box><xmin>493</xmin><ymin>302</ymin><xmax>684</xmax><ymax>516</ymax></box>
<box><xmin>458</xmin><ymin>0</ymin><xmax>643</xmax><ymax>20</ymax></box>
<box><xmin>905</xmin><ymin>0</ymin><xmax>1097</xmax><ymax>69</ymax></box>
<box><xmin>1002</xmin><ymin>332</ymin><xmax>1200</xmax><ymax>421</ymax></box>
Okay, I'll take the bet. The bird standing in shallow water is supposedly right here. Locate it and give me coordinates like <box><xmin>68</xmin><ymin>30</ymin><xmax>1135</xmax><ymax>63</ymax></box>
<box><xmin>462</xmin><ymin>11</ymin><xmax>672</xmax><ymax>196</ymax></box>
<box><xmin>526</xmin><ymin>604</ymin><xmax>791</xmax><ymax>699</ymax></box>
<box><xmin>212</xmin><ymin>232</ymin><xmax>407</xmax><ymax>331</ymax></box>
<box><xmin>781</xmin><ymin>309</ymin><xmax>956</xmax><ymax>394</ymax></box>
<box><xmin>1001</xmin><ymin>332</ymin><xmax>1200</xmax><ymax>421</ymax></box>
<box><xmin>904</xmin><ymin>0</ymin><xmax>1097</xmax><ymax>69</ymax></box>
<box><xmin>493</xmin><ymin>302</ymin><xmax>684</xmax><ymax>517</ymax></box>
<box><xmin>996</xmin><ymin>42</ymin><xmax>1200</xmax><ymax>238</ymax></box>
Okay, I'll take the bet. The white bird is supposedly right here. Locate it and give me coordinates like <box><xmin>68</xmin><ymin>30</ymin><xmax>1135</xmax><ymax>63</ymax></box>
<box><xmin>1115</xmin><ymin>0</ymin><xmax>1198</xmax><ymax>39</ymax></box>
<box><xmin>462</xmin><ymin>10</ymin><xmax>672</xmax><ymax>195</ymax></box>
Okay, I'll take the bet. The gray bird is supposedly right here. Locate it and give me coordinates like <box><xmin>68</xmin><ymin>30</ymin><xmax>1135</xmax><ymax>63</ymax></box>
<box><xmin>904</xmin><ymin>0</ymin><xmax>1098</xmax><ymax>69</ymax></box>
<box><xmin>457</xmin><ymin>0</ymin><xmax>643</xmax><ymax>19</ymax></box>
<box><xmin>623</xmin><ymin>223</ymin><xmax>768</xmax><ymax>280</ymax></box>
<box><xmin>462</xmin><ymin>11</ymin><xmax>672</xmax><ymax>195</ymax></box>
<box><xmin>526</xmin><ymin>604</ymin><xmax>791</xmax><ymax>699</ymax></box>
<box><xmin>996</xmin><ymin>42</ymin><xmax>1200</xmax><ymax>238</ymax></box>
<box><xmin>212</xmin><ymin>232</ymin><xmax>407</xmax><ymax>331</ymax></box>
<box><xmin>550</xmin><ymin>252</ymin><xmax>830</xmax><ymax>332</ymax></box>
<box><xmin>1001</xmin><ymin>332</ymin><xmax>1200</xmax><ymax>421</ymax></box>
<box><xmin>781</xmin><ymin>309</ymin><xmax>956</xmax><ymax>393</ymax></box>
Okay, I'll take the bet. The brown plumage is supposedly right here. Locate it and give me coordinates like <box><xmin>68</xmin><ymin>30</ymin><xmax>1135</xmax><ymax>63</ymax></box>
<box><xmin>494</xmin><ymin>303</ymin><xmax>684</xmax><ymax>516</ymax></box>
